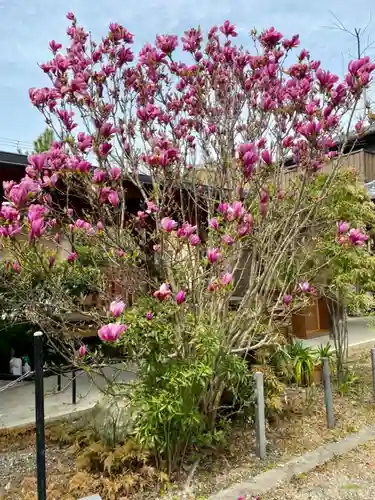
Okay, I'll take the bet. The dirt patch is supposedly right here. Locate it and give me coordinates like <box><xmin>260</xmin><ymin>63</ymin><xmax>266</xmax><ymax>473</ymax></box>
<box><xmin>264</xmin><ymin>439</ymin><xmax>375</xmax><ymax>499</ymax></box>
<box><xmin>1</xmin><ymin>351</ymin><xmax>375</xmax><ymax>500</ymax></box>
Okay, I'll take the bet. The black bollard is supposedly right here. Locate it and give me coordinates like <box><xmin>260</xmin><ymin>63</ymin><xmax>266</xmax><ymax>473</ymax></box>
<box><xmin>34</xmin><ymin>331</ymin><xmax>46</xmax><ymax>500</ymax></box>
<box><xmin>72</xmin><ymin>370</ymin><xmax>77</xmax><ymax>404</ymax></box>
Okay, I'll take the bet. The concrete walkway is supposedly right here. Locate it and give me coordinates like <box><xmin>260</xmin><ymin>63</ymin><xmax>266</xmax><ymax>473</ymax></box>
<box><xmin>0</xmin><ymin>365</ymin><xmax>134</xmax><ymax>430</ymax></box>
<box><xmin>302</xmin><ymin>316</ymin><xmax>375</xmax><ymax>352</ymax></box>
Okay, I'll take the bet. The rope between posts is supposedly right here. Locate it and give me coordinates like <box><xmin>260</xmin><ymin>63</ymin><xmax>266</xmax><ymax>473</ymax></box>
<box><xmin>0</xmin><ymin>366</ymin><xmax>81</xmax><ymax>393</ymax></box>
<box><xmin>0</xmin><ymin>370</ymin><xmax>35</xmax><ymax>392</ymax></box>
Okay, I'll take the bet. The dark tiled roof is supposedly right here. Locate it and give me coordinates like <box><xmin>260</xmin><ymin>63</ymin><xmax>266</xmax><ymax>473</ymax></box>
<box><xmin>0</xmin><ymin>150</ymin><xmax>28</xmax><ymax>167</ymax></box>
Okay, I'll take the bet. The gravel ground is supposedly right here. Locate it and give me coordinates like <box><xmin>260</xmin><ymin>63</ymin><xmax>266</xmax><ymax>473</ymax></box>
<box><xmin>0</xmin><ymin>444</ymin><xmax>75</xmax><ymax>498</ymax></box>
<box><xmin>264</xmin><ymin>440</ymin><xmax>375</xmax><ymax>500</ymax></box>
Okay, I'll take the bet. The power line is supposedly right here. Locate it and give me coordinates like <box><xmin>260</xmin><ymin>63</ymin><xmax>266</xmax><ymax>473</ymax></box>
<box><xmin>0</xmin><ymin>137</ymin><xmax>33</xmax><ymax>154</ymax></box>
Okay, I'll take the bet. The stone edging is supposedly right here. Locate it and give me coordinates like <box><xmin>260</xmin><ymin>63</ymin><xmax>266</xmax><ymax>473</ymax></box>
<box><xmin>209</xmin><ymin>425</ymin><xmax>375</xmax><ymax>499</ymax></box>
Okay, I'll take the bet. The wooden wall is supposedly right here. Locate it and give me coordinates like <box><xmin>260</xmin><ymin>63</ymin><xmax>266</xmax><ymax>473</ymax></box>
<box><xmin>282</xmin><ymin>149</ymin><xmax>375</xmax><ymax>188</ymax></box>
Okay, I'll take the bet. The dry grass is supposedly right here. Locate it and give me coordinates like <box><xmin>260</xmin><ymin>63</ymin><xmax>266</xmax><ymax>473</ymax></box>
<box><xmin>1</xmin><ymin>350</ymin><xmax>375</xmax><ymax>500</ymax></box>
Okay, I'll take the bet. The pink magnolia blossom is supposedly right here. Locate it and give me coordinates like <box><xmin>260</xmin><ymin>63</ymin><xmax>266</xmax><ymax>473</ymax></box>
<box><xmin>67</xmin><ymin>251</ymin><xmax>78</xmax><ymax>263</ymax></box>
<box><xmin>299</xmin><ymin>281</ymin><xmax>311</xmax><ymax>293</ymax></box>
<box><xmin>220</xmin><ymin>272</ymin><xmax>233</xmax><ymax>286</ymax></box>
<box><xmin>207</xmin><ymin>279</ymin><xmax>219</xmax><ymax>292</ymax></box>
<box><xmin>77</xmin><ymin>132</ymin><xmax>92</xmax><ymax>152</ymax></box>
<box><xmin>261</xmin><ymin>150</ymin><xmax>272</xmax><ymax>165</ymax></box>
<box><xmin>99</xmin><ymin>187</ymin><xmax>111</xmax><ymax>203</ymax></box>
<box><xmin>0</xmin><ymin>204</ymin><xmax>19</xmax><ymax>222</ymax></box>
<box><xmin>219</xmin><ymin>20</ymin><xmax>237</xmax><ymax>37</ymax></box>
<box><xmin>283</xmin><ymin>294</ymin><xmax>293</xmax><ymax>306</ymax></box>
<box><xmin>260</xmin><ymin>190</ymin><xmax>269</xmax><ymax>203</ymax></box>
<box><xmin>28</xmin><ymin>204</ymin><xmax>48</xmax><ymax>222</ymax></box>
<box><xmin>348</xmin><ymin>228</ymin><xmax>369</xmax><ymax>246</ymax></box>
<box><xmin>161</xmin><ymin>217</ymin><xmax>178</xmax><ymax>232</ymax></box>
<box><xmin>190</xmin><ymin>234</ymin><xmax>201</xmax><ymax>246</ymax></box>
<box><xmin>28</xmin><ymin>154</ymin><xmax>46</xmax><ymax>171</ymax></box>
<box><xmin>146</xmin><ymin>200</ymin><xmax>159</xmax><ymax>214</ymax></box>
<box><xmin>8</xmin><ymin>179</ymin><xmax>40</xmax><ymax>207</ymax></box>
<box><xmin>49</xmin><ymin>40</ymin><xmax>62</xmax><ymax>53</ymax></box>
<box><xmin>0</xmin><ymin>223</ymin><xmax>21</xmax><ymax>238</ymax></box>
<box><xmin>176</xmin><ymin>289</ymin><xmax>185</xmax><ymax>305</ymax></box>
<box><xmin>153</xmin><ymin>283</ymin><xmax>172</xmax><ymax>301</ymax></box>
<box><xmin>97</xmin><ymin>221</ymin><xmax>104</xmax><ymax>231</ymax></box>
<box><xmin>222</xmin><ymin>234</ymin><xmax>234</xmax><ymax>246</ymax></box>
<box><xmin>100</xmin><ymin>122</ymin><xmax>118</xmax><ymax>138</ymax></box>
<box><xmin>78</xmin><ymin>344</ymin><xmax>87</xmax><ymax>357</ymax></box>
<box><xmin>238</xmin><ymin>143</ymin><xmax>259</xmax><ymax>177</ymax></box>
<box><xmin>338</xmin><ymin>221</ymin><xmax>350</xmax><ymax>234</ymax></box>
<box><xmin>209</xmin><ymin>218</ymin><xmax>219</xmax><ymax>230</ymax></box>
<box><xmin>110</xmin><ymin>166</ymin><xmax>121</xmax><ymax>180</ymax></box>
<box><xmin>29</xmin><ymin>219</ymin><xmax>45</xmax><ymax>240</ymax></box>
<box><xmin>260</xmin><ymin>26</ymin><xmax>283</xmax><ymax>48</ymax></box>
<box><xmin>98</xmin><ymin>323</ymin><xmax>127</xmax><ymax>342</ymax></box>
<box><xmin>217</xmin><ymin>202</ymin><xmax>229</xmax><ymax>214</ymax></box>
<box><xmin>93</xmin><ymin>169</ymin><xmax>106</xmax><ymax>184</ymax></box>
<box><xmin>227</xmin><ymin>201</ymin><xmax>245</xmax><ymax>220</ymax></box>
<box><xmin>110</xmin><ymin>300</ymin><xmax>126</xmax><ymax>318</ymax></box>
<box><xmin>355</xmin><ymin>120</ymin><xmax>364</xmax><ymax>134</ymax></box>
<box><xmin>108</xmin><ymin>190</ymin><xmax>119</xmax><ymax>207</ymax></box>
<box><xmin>137</xmin><ymin>211</ymin><xmax>148</xmax><ymax>222</ymax></box>
<box><xmin>207</xmin><ymin>248</ymin><xmax>221</xmax><ymax>264</ymax></box>
<box><xmin>177</xmin><ymin>222</ymin><xmax>197</xmax><ymax>238</ymax></box>
<box><xmin>75</xmin><ymin>219</ymin><xmax>87</xmax><ymax>229</ymax></box>
<box><xmin>260</xmin><ymin>203</ymin><xmax>267</xmax><ymax>216</ymax></box>
<box><xmin>156</xmin><ymin>34</ymin><xmax>178</xmax><ymax>54</ymax></box>
<box><xmin>12</xmin><ymin>261</ymin><xmax>21</xmax><ymax>274</ymax></box>
<box><xmin>238</xmin><ymin>224</ymin><xmax>251</xmax><ymax>238</ymax></box>
<box><xmin>99</xmin><ymin>142</ymin><xmax>112</xmax><ymax>157</ymax></box>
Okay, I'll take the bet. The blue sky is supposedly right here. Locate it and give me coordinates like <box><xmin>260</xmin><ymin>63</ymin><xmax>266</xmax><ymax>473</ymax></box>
<box><xmin>0</xmin><ymin>0</ymin><xmax>373</xmax><ymax>151</ymax></box>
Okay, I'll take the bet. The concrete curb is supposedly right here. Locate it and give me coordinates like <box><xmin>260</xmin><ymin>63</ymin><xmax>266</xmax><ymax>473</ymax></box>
<box><xmin>209</xmin><ymin>425</ymin><xmax>375</xmax><ymax>499</ymax></box>
<box><xmin>0</xmin><ymin>405</ymin><xmax>95</xmax><ymax>433</ymax></box>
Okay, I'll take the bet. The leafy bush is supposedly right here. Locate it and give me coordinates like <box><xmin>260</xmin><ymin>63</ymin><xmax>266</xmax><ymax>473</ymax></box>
<box><xmin>118</xmin><ymin>298</ymin><xmax>254</xmax><ymax>472</ymax></box>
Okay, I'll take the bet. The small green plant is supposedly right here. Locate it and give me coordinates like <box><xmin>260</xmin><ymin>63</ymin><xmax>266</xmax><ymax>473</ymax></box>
<box><xmin>314</xmin><ymin>342</ymin><xmax>336</xmax><ymax>369</ymax></box>
<box><xmin>314</xmin><ymin>342</ymin><xmax>335</xmax><ymax>359</ymax></box>
<box><xmin>339</xmin><ymin>369</ymin><xmax>360</xmax><ymax>395</ymax></box>
<box><xmin>284</xmin><ymin>340</ymin><xmax>317</xmax><ymax>386</ymax></box>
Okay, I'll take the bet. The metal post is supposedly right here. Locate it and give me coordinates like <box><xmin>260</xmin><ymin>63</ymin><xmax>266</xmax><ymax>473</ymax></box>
<box><xmin>34</xmin><ymin>331</ymin><xmax>46</xmax><ymax>500</ymax></box>
<box><xmin>254</xmin><ymin>371</ymin><xmax>266</xmax><ymax>459</ymax></box>
<box><xmin>371</xmin><ymin>348</ymin><xmax>375</xmax><ymax>400</ymax></box>
<box><xmin>72</xmin><ymin>370</ymin><xmax>77</xmax><ymax>405</ymax></box>
<box><xmin>322</xmin><ymin>357</ymin><xmax>335</xmax><ymax>428</ymax></box>
<box><xmin>57</xmin><ymin>373</ymin><xmax>61</xmax><ymax>392</ymax></box>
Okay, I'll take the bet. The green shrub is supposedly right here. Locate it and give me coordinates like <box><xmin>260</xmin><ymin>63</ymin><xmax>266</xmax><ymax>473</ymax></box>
<box><xmin>117</xmin><ymin>298</ymin><xmax>254</xmax><ymax>473</ymax></box>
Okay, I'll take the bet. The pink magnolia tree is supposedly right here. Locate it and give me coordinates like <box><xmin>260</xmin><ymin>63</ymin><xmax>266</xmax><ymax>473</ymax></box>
<box><xmin>0</xmin><ymin>13</ymin><xmax>374</xmax><ymax>469</ymax></box>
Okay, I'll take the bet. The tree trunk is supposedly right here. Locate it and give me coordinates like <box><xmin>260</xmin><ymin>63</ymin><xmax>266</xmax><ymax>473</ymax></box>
<box><xmin>326</xmin><ymin>296</ymin><xmax>348</xmax><ymax>386</ymax></box>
